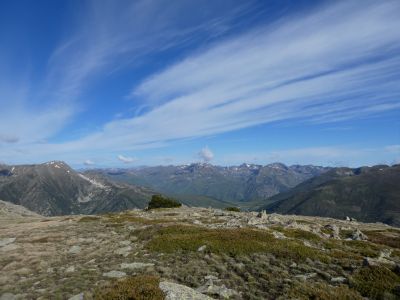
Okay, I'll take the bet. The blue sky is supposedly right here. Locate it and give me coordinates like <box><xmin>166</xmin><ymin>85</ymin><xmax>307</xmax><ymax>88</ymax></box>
<box><xmin>0</xmin><ymin>0</ymin><xmax>399</xmax><ymax>168</ymax></box>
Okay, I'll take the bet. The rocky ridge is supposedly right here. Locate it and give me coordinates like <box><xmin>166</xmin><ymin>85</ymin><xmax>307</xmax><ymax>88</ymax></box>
<box><xmin>1</xmin><ymin>204</ymin><xmax>400</xmax><ymax>299</ymax></box>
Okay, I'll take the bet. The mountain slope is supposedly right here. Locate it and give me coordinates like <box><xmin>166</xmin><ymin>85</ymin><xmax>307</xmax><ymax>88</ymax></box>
<box><xmin>87</xmin><ymin>163</ymin><xmax>329</xmax><ymax>205</ymax></box>
<box><xmin>0</xmin><ymin>161</ymin><xmax>154</xmax><ymax>216</ymax></box>
<box><xmin>264</xmin><ymin>165</ymin><xmax>400</xmax><ymax>226</ymax></box>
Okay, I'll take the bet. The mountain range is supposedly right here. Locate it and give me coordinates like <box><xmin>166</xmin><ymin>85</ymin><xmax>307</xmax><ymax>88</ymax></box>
<box><xmin>86</xmin><ymin>163</ymin><xmax>329</xmax><ymax>206</ymax></box>
<box><xmin>0</xmin><ymin>161</ymin><xmax>399</xmax><ymax>227</ymax></box>
<box><xmin>0</xmin><ymin>161</ymin><xmax>154</xmax><ymax>216</ymax></box>
<box><xmin>264</xmin><ymin>164</ymin><xmax>400</xmax><ymax>226</ymax></box>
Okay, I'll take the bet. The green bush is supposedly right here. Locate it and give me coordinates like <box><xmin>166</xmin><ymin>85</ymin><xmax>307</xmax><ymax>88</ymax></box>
<box><xmin>224</xmin><ymin>206</ymin><xmax>241</xmax><ymax>212</ymax></box>
<box><xmin>94</xmin><ymin>275</ymin><xmax>165</xmax><ymax>300</ymax></box>
<box><xmin>148</xmin><ymin>195</ymin><xmax>181</xmax><ymax>209</ymax></box>
<box><xmin>351</xmin><ymin>266</ymin><xmax>400</xmax><ymax>299</ymax></box>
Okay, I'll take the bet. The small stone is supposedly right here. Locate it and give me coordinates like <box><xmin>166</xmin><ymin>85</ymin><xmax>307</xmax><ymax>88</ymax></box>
<box><xmin>331</xmin><ymin>276</ymin><xmax>347</xmax><ymax>284</ymax></box>
<box><xmin>363</xmin><ymin>257</ymin><xmax>378</xmax><ymax>267</ymax></box>
<box><xmin>0</xmin><ymin>238</ymin><xmax>16</xmax><ymax>247</ymax></box>
<box><xmin>290</xmin><ymin>262</ymin><xmax>297</xmax><ymax>268</ymax></box>
<box><xmin>160</xmin><ymin>281</ymin><xmax>212</xmax><ymax>300</ymax></box>
<box><xmin>119</xmin><ymin>240</ymin><xmax>131</xmax><ymax>246</ymax></box>
<box><xmin>351</xmin><ymin>229</ymin><xmax>368</xmax><ymax>241</ymax></box>
<box><xmin>272</xmin><ymin>231</ymin><xmax>286</xmax><ymax>239</ymax></box>
<box><xmin>120</xmin><ymin>262</ymin><xmax>154</xmax><ymax>270</ymax></box>
<box><xmin>257</xmin><ymin>210</ymin><xmax>267</xmax><ymax>219</ymax></box>
<box><xmin>103</xmin><ymin>271</ymin><xmax>126</xmax><ymax>278</ymax></box>
<box><xmin>66</xmin><ymin>266</ymin><xmax>75</xmax><ymax>273</ymax></box>
<box><xmin>197</xmin><ymin>245</ymin><xmax>207</xmax><ymax>252</ymax></box>
<box><xmin>0</xmin><ymin>293</ymin><xmax>17</xmax><ymax>300</ymax></box>
<box><xmin>115</xmin><ymin>246</ymin><xmax>132</xmax><ymax>257</ymax></box>
<box><xmin>0</xmin><ymin>244</ymin><xmax>19</xmax><ymax>252</ymax></box>
<box><xmin>68</xmin><ymin>245</ymin><xmax>81</xmax><ymax>254</ymax></box>
<box><xmin>68</xmin><ymin>293</ymin><xmax>84</xmax><ymax>300</ymax></box>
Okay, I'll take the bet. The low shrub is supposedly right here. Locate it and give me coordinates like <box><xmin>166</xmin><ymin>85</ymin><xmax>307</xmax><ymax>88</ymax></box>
<box><xmin>148</xmin><ymin>195</ymin><xmax>181</xmax><ymax>209</ymax></box>
<box><xmin>145</xmin><ymin>225</ymin><xmax>329</xmax><ymax>261</ymax></box>
<box><xmin>350</xmin><ymin>266</ymin><xmax>400</xmax><ymax>299</ymax></box>
<box><xmin>224</xmin><ymin>207</ymin><xmax>241</xmax><ymax>212</ymax></box>
<box><xmin>93</xmin><ymin>275</ymin><xmax>165</xmax><ymax>300</ymax></box>
<box><xmin>288</xmin><ymin>282</ymin><xmax>363</xmax><ymax>300</ymax></box>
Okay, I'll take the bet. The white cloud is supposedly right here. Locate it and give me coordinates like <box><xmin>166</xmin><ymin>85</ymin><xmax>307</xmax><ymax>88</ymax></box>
<box><xmin>117</xmin><ymin>154</ymin><xmax>136</xmax><ymax>164</ymax></box>
<box><xmin>385</xmin><ymin>145</ymin><xmax>400</xmax><ymax>153</ymax></box>
<box><xmin>83</xmin><ymin>160</ymin><xmax>95</xmax><ymax>166</ymax></box>
<box><xmin>68</xmin><ymin>0</ymin><xmax>400</xmax><ymax>153</ymax></box>
<box><xmin>0</xmin><ymin>0</ymin><xmax>399</xmax><ymax>165</ymax></box>
<box><xmin>198</xmin><ymin>146</ymin><xmax>214</xmax><ymax>162</ymax></box>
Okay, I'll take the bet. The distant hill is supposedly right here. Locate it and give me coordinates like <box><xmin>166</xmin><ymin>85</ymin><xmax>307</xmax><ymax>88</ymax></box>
<box><xmin>86</xmin><ymin>163</ymin><xmax>329</xmax><ymax>206</ymax></box>
<box><xmin>264</xmin><ymin>164</ymin><xmax>400</xmax><ymax>226</ymax></box>
<box><xmin>0</xmin><ymin>161</ymin><xmax>154</xmax><ymax>216</ymax></box>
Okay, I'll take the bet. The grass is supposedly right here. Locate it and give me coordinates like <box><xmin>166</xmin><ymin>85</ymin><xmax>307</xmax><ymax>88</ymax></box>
<box><xmin>280</xmin><ymin>228</ymin><xmax>322</xmax><ymax>242</ymax></box>
<box><xmin>143</xmin><ymin>225</ymin><xmax>330</xmax><ymax>262</ymax></box>
<box><xmin>339</xmin><ymin>229</ymin><xmax>354</xmax><ymax>239</ymax></box>
<box><xmin>78</xmin><ymin>216</ymin><xmax>100</xmax><ymax>223</ymax></box>
<box><xmin>224</xmin><ymin>207</ymin><xmax>241</xmax><ymax>212</ymax></box>
<box><xmin>343</xmin><ymin>240</ymin><xmax>381</xmax><ymax>258</ymax></box>
<box><xmin>350</xmin><ymin>266</ymin><xmax>400</xmax><ymax>299</ymax></box>
<box><xmin>288</xmin><ymin>282</ymin><xmax>363</xmax><ymax>300</ymax></box>
<box><xmin>93</xmin><ymin>275</ymin><xmax>165</xmax><ymax>300</ymax></box>
<box><xmin>365</xmin><ymin>230</ymin><xmax>400</xmax><ymax>249</ymax></box>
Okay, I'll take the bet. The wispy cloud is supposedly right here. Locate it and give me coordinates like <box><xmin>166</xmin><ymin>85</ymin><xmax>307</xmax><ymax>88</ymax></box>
<box><xmin>117</xmin><ymin>154</ymin><xmax>136</xmax><ymax>164</ymax></box>
<box><xmin>1</xmin><ymin>0</ymin><xmax>400</xmax><ymax>165</ymax></box>
<box><xmin>219</xmin><ymin>145</ymin><xmax>399</xmax><ymax>167</ymax></box>
<box><xmin>83</xmin><ymin>160</ymin><xmax>95</xmax><ymax>166</ymax></box>
<box><xmin>72</xmin><ymin>0</ymin><xmax>400</xmax><ymax>152</ymax></box>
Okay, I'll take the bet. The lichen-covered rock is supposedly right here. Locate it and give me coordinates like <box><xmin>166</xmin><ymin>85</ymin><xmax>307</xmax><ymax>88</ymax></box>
<box><xmin>160</xmin><ymin>281</ymin><xmax>212</xmax><ymax>300</ymax></box>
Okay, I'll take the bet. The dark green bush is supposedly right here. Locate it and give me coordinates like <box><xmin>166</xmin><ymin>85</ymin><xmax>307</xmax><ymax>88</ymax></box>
<box><xmin>94</xmin><ymin>275</ymin><xmax>165</xmax><ymax>299</ymax></box>
<box><xmin>224</xmin><ymin>206</ymin><xmax>241</xmax><ymax>212</ymax></box>
<box><xmin>148</xmin><ymin>195</ymin><xmax>181</xmax><ymax>209</ymax></box>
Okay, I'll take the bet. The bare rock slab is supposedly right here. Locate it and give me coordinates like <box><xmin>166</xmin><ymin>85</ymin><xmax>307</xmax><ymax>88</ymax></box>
<box><xmin>160</xmin><ymin>281</ymin><xmax>212</xmax><ymax>300</ymax></box>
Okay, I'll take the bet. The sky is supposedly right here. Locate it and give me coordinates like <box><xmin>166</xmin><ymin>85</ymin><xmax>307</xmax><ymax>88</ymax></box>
<box><xmin>0</xmin><ymin>0</ymin><xmax>399</xmax><ymax>168</ymax></box>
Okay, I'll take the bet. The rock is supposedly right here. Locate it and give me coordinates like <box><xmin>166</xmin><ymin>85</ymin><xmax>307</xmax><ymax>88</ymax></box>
<box><xmin>68</xmin><ymin>293</ymin><xmax>84</xmax><ymax>300</ymax></box>
<box><xmin>103</xmin><ymin>271</ymin><xmax>126</xmax><ymax>278</ymax></box>
<box><xmin>119</xmin><ymin>240</ymin><xmax>131</xmax><ymax>246</ymax></box>
<box><xmin>294</xmin><ymin>273</ymin><xmax>317</xmax><ymax>281</ymax></box>
<box><xmin>0</xmin><ymin>238</ymin><xmax>16</xmax><ymax>247</ymax></box>
<box><xmin>114</xmin><ymin>246</ymin><xmax>132</xmax><ymax>257</ymax></box>
<box><xmin>363</xmin><ymin>257</ymin><xmax>378</xmax><ymax>267</ymax></box>
<box><xmin>247</xmin><ymin>217</ymin><xmax>261</xmax><ymax>225</ymax></box>
<box><xmin>204</xmin><ymin>275</ymin><xmax>219</xmax><ymax>281</ymax></box>
<box><xmin>120</xmin><ymin>262</ymin><xmax>154</xmax><ymax>270</ymax></box>
<box><xmin>0</xmin><ymin>244</ymin><xmax>19</xmax><ymax>252</ymax></box>
<box><xmin>193</xmin><ymin>220</ymin><xmax>202</xmax><ymax>225</ymax></box>
<box><xmin>196</xmin><ymin>279</ymin><xmax>239</xmax><ymax>299</ymax></box>
<box><xmin>323</xmin><ymin>224</ymin><xmax>340</xmax><ymax>239</ymax></box>
<box><xmin>363</xmin><ymin>256</ymin><xmax>394</xmax><ymax>267</ymax></box>
<box><xmin>331</xmin><ymin>276</ymin><xmax>347</xmax><ymax>284</ymax></box>
<box><xmin>66</xmin><ymin>266</ymin><xmax>75</xmax><ymax>273</ymax></box>
<box><xmin>351</xmin><ymin>229</ymin><xmax>368</xmax><ymax>241</ymax></box>
<box><xmin>379</xmin><ymin>249</ymin><xmax>392</xmax><ymax>259</ymax></box>
<box><xmin>272</xmin><ymin>231</ymin><xmax>286</xmax><ymax>239</ymax></box>
<box><xmin>160</xmin><ymin>281</ymin><xmax>212</xmax><ymax>300</ymax></box>
<box><xmin>290</xmin><ymin>262</ymin><xmax>297</xmax><ymax>268</ymax></box>
<box><xmin>0</xmin><ymin>293</ymin><xmax>16</xmax><ymax>300</ymax></box>
<box><xmin>68</xmin><ymin>245</ymin><xmax>81</xmax><ymax>254</ymax></box>
<box><xmin>197</xmin><ymin>245</ymin><xmax>207</xmax><ymax>252</ymax></box>
<box><xmin>257</xmin><ymin>210</ymin><xmax>267</xmax><ymax>219</ymax></box>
